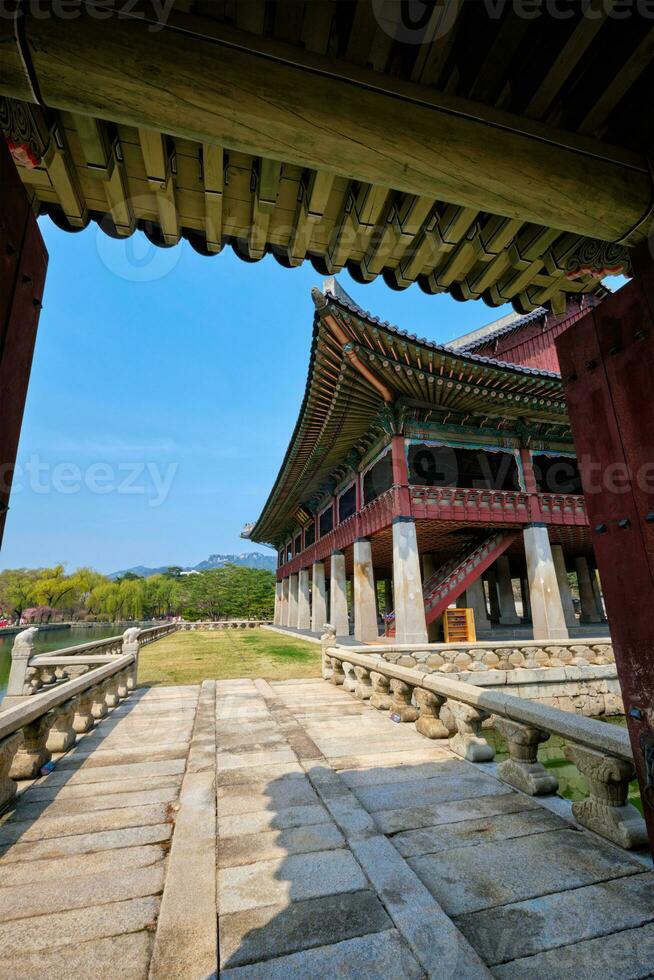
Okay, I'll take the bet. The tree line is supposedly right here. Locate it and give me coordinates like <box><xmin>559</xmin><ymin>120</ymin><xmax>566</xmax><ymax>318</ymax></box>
<box><xmin>0</xmin><ymin>564</ymin><xmax>275</xmax><ymax>623</ymax></box>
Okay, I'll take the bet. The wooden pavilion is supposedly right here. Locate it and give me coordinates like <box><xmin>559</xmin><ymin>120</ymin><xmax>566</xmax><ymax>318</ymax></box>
<box><xmin>1</xmin><ymin>0</ymin><xmax>653</xmax><ymax>848</ymax></box>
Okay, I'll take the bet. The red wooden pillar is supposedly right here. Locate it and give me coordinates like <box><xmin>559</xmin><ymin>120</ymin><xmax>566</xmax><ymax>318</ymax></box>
<box><xmin>0</xmin><ymin>140</ymin><xmax>48</xmax><ymax>546</ymax></box>
<box><xmin>556</xmin><ymin>252</ymin><xmax>654</xmax><ymax>854</ymax></box>
<box><xmin>391</xmin><ymin>434</ymin><xmax>411</xmax><ymax>516</ymax></box>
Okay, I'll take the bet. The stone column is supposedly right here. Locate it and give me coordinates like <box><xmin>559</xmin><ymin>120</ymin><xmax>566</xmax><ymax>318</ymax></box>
<box><xmin>392</xmin><ymin>518</ymin><xmax>428</xmax><ymax>644</ymax></box>
<box><xmin>274</xmin><ymin>580</ymin><xmax>282</xmax><ymax>625</ymax></box>
<box><xmin>384</xmin><ymin>579</ymin><xmax>393</xmax><ymax>615</ymax></box>
<box><xmin>353</xmin><ymin>538</ymin><xmax>378</xmax><ymax>642</ymax></box>
<box><xmin>496</xmin><ymin>556</ymin><xmax>520</xmax><ymax>625</ymax></box>
<box><xmin>520</xmin><ymin>577</ymin><xmax>532</xmax><ymax>623</ymax></box>
<box><xmin>281</xmin><ymin>577</ymin><xmax>290</xmax><ymax>626</ymax></box>
<box><xmin>576</xmin><ymin>557</ymin><xmax>602</xmax><ymax>623</ymax></box>
<box><xmin>311</xmin><ymin>561</ymin><xmax>327</xmax><ymax>633</ymax></box>
<box><xmin>485</xmin><ymin>570</ymin><xmax>501</xmax><ymax>622</ymax></box>
<box><xmin>330</xmin><ymin>551</ymin><xmax>349</xmax><ymax>637</ymax></box>
<box><xmin>297</xmin><ymin>567</ymin><xmax>311</xmax><ymax>630</ymax></box>
<box><xmin>523</xmin><ymin>525</ymin><xmax>569</xmax><ymax>641</ymax></box>
<box><xmin>458</xmin><ymin>576</ymin><xmax>491</xmax><ymax>637</ymax></box>
<box><xmin>552</xmin><ymin>544</ymin><xmax>577</xmax><ymax>629</ymax></box>
<box><xmin>422</xmin><ymin>553</ymin><xmax>436</xmax><ymax>583</ymax></box>
<box><xmin>288</xmin><ymin>573</ymin><xmax>299</xmax><ymax>629</ymax></box>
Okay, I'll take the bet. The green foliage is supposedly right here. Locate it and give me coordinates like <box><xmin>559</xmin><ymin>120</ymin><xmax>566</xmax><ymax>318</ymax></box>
<box><xmin>0</xmin><ymin>562</ymin><xmax>275</xmax><ymax>623</ymax></box>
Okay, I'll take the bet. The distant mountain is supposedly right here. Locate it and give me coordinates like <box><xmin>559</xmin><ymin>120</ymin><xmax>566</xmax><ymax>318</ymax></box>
<box><xmin>109</xmin><ymin>552</ymin><xmax>276</xmax><ymax>579</ymax></box>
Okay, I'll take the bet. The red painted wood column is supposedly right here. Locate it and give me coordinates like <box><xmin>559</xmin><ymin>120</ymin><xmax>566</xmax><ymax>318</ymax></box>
<box><xmin>556</xmin><ymin>251</ymin><xmax>654</xmax><ymax>854</ymax></box>
<box><xmin>0</xmin><ymin>140</ymin><xmax>48</xmax><ymax>547</ymax></box>
<box><xmin>391</xmin><ymin>434</ymin><xmax>411</xmax><ymax>517</ymax></box>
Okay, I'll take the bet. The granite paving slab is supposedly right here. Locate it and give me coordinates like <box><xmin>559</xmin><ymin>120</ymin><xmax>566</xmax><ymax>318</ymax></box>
<box><xmin>218</xmin><ymin>803</ymin><xmax>331</xmax><ymax>838</ymax></box>
<box><xmin>0</xmin><ymin>842</ymin><xmax>165</xmax><ymax>886</ymax></box>
<box><xmin>0</xmin><ymin>803</ymin><xmax>170</xmax><ymax>844</ymax></box>
<box><xmin>373</xmin><ymin>790</ymin><xmax>539</xmax><ymax>834</ymax></box>
<box><xmin>218</xmin><ymin>822</ymin><xmax>345</xmax><ymax>868</ymax></box>
<box><xmin>0</xmin><ymin>930</ymin><xmax>154</xmax><ymax>980</ymax></box>
<box><xmin>0</xmin><ymin>823</ymin><xmax>173</xmax><ymax>863</ymax></box>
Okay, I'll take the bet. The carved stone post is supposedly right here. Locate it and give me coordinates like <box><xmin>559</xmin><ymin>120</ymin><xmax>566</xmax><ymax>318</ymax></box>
<box><xmin>10</xmin><ymin>712</ymin><xmax>55</xmax><ymax>778</ymax></box>
<box><xmin>46</xmin><ymin>698</ymin><xmax>78</xmax><ymax>753</ymax></box>
<box><xmin>73</xmin><ymin>689</ymin><xmax>96</xmax><ymax>734</ymax></box>
<box><xmin>494</xmin><ymin>718</ymin><xmax>558</xmax><ymax>795</ymax></box>
<box><xmin>105</xmin><ymin>676</ymin><xmax>120</xmax><ymax>709</ymax></box>
<box><xmin>448</xmin><ymin>701</ymin><xmax>495</xmax><ymax>762</ymax></box>
<box><xmin>320</xmin><ymin>624</ymin><xmax>336</xmax><ymax>680</ymax></box>
<box><xmin>126</xmin><ymin>662</ymin><xmax>137</xmax><ymax>691</ymax></box>
<box><xmin>5</xmin><ymin>627</ymin><xmax>38</xmax><ymax>701</ymax></box>
<box><xmin>122</xmin><ymin>627</ymin><xmax>141</xmax><ymax>686</ymax></box>
<box><xmin>91</xmin><ymin>681</ymin><xmax>109</xmax><ymax>719</ymax></box>
<box><xmin>0</xmin><ymin>733</ymin><xmax>24</xmax><ymax>808</ymax></box>
<box><xmin>116</xmin><ymin>669</ymin><xmax>129</xmax><ymax>699</ymax></box>
<box><xmin>330</xmin><ymin>657</ymin><xmax>346</xmax><ymax>686</ymax></box>
<box><xmin>390</xmin><ymin>679</ymin><xmax>419</xmax><ymax>722</ymax></box>
<box><xmin>342</xmin><ymin>661</ymin><xmax>357</xmax><ymax>693</ymax></box>
<box><xmin>415</xmin><ymin>689</ymin><xmax>448</xmax><ymax>739</ymax></box>
<box><xmin>354</xmin><ymin>665</ymin><xmax>373</xmax><ymax>700</ymax></box>
<box><xmin>370</xmin><ymin>671</ymin><xmax>392</xmax><ymax>711</ymax></box>
<box><xmin>564</xmin><ymin>744</ymin><xmax>648</xmax><ymax>849</ymax></box>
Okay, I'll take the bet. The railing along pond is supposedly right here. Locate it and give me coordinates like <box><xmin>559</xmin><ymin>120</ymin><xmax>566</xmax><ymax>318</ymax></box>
<box><xmin>0</xmin><ymin>622</ymin><xmax>179</xmax><ymax>812</ymax></box>
<box><xmin>321</xmin><ymin>627</ymin><xmax>648</xmax><ymax>851</ymax></box>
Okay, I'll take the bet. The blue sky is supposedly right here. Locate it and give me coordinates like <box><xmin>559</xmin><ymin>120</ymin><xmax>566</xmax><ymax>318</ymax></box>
<box><xmin>2</xmin><ymin>219</ymin><xmax>522</xmax><ymax>574</ymax></box>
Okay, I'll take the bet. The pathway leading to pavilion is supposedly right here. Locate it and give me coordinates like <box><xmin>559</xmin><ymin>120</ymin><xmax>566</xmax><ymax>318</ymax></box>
<box><xmin>0</xmin><ymin>684</ymin><xmax>200</xmax><ymax>979</ymax></box>
<box><xmin>215</xmin><ymin>678</ymin><xmax>654</xmax><ymax>978</ymax></box>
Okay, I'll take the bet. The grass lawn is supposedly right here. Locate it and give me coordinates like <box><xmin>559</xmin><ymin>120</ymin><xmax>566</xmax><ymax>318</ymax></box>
<box><xmin>137</xmin><ymin>628</ymin><xmax>322</xmax><ymax>687</ymax></box>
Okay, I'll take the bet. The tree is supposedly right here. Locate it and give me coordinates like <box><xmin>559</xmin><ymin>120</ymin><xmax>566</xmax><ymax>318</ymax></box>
<box><xmin>0</xmin><ymin>568</ymin><xmax>40</xmax><ymax>620</ymax></box>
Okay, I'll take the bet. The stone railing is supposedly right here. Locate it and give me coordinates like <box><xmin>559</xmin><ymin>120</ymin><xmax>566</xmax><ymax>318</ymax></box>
<box><xmin>0</xmin><ymin>628</ymin><xmax>142</xmax><ymax>813</ymax></box>
<box><xmin>321</xmin><ymin>628</ymin><xmax>647</xmax><ymax>851</ymax></box>
<box><xmin>178</xmin><ymin>620</ymin><xmax>272</xmax><ymax>630</ymax></box>
<box><xmin>138</xmin><ymin>622</ymin><xmax>179</xmax><ymax>645</ymax></box>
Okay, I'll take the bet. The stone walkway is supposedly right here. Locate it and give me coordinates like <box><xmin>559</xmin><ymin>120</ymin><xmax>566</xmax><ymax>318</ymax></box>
<box><xmin>1</xmin><ymin>678</ymin><xmax>653</xmax><ymax>978</ymax></box>
<box><xmin>0</xmin><ymin>684</ymin><xmax>200</xmax><ymax>979</ymax></box>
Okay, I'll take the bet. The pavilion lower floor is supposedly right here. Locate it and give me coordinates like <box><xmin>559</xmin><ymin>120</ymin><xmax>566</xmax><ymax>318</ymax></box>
<box><xmin>274</xmin><ymin>518</ymin><xmax>607</xmax><ymax>645</ymax></box>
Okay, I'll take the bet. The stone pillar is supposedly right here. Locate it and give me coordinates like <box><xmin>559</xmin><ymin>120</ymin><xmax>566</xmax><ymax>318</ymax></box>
<box><xmin>486</xmin><ymin>570</ymin><xmax>501</xmax><ymax>623</ymax></box>
<box><xmin>458</xmin><ymin>577</ymin><xmax>491</xmax><ymax>637</ymax></box>
<box><xmin>0</xmin><ymin>733</ymin><xmax>23</xmax><ymax>809</ymax></box>
<box><xmin>392</xmin><ymin>518</ymin><xmax>428</xmax><ymax>644</ymax></box>
<box><xmin>297</xmin><ymin>568</ymin><xmax>311</xmax><ymax>630</ymax></box>
<box><xmin>523</xmin><ymin>526</ymin><xmax>569</xmax><ymax>641</ymax></box>
<box><xmin>330</xmin><ymin>551</ymin><xmax>349</xmax><ymax>637</ymax></box>
<box><xmin>494</xmin><ymin>718</ymin><xmax>558</xmax><ymax>795</ymax></box>
<box><xmin>422</xmin><ymin>553</ymin><xmax>436</xmax><ymax>583</ymax></box>
<box><xmin>274</xmin><ymin>580</ymin><xmax>282</xmax><ymax>625</ymax></box>
<box><xmin>520</xmin><ymin>577</ymin><xmax>532</xmax><ymax>623</ymax></box>
<box><xmin>353</xmin><ymin>538</ymin><xmax>378</xmax><ymax>642</ymax></box>
<box><xmin>552</xmin><ymin>544</ymin><xmax>577</xmax><ymax>629</ymax></box>
<box><xmin>496</xmin><ymin>556</ymin><xmax>520</xmax><ymax>625</ymax></box>
<box><xmin>576</xmin><ymin>557</ymin><xmax>602</xmax><ymax>624</ymax></box>
<box><xmin>281</xmin><ymin>577</ymin><xmax>290</xmax><ymax>626</ymax></box>
<box><xmin>72</xmin><ymin>689</ymin><xmax>95</xmax><ymax>734</ymax></box>
<box><xmin>46</xmin><ymin>699</ymin><xmax>77</xmax><ymax>753</ymax></box>
<box><xmin>4</xmin><ymin>627</ymin><xmax>38</xmax><ymax>704</ymax></box>
<box><xmin>565</xmin><ymin>744</ymin><xmax>648</xmax><ymax>849</ymax></box>
<box><xmin>10</xmin><ymin>712</ymin><xmax>54</xmax><ymax>779</ymax></box>
<box><xmin>311</xmin><ymin>561</ymin><xmax>327</xmax><ymax>633</ymax></box>
<box><xmin>288</xmin><ymin>573</ymin><xmax>299</xmax><ymax>629</ymax></box>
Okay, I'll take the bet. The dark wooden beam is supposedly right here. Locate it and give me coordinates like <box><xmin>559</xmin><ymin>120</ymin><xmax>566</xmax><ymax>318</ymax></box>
<box><xmin>0</xmin><ymin>11</ymin><xmax>649</xmax><ymax>244</ymax></box>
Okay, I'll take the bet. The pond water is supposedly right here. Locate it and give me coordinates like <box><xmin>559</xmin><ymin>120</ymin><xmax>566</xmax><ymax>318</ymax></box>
<box><xmin>0</xmin><ymin>625</ymin><xmax>142</xmax><ymax>702</ymax></box>
<box><xmin>485</xmin><ymin>716</ymin><xmax>643</xmax><ymax>815</ymax></box>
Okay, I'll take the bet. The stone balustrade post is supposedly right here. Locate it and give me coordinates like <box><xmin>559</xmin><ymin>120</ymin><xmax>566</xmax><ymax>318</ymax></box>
<box><xmin>493</xmin><ymin>718</ymin><xmax>558</xmax><ymax>795</ymax></box>
<box><xmin>341</xmin><ymin>661</ymin><xmax>357</xmax><ymax>692</ymax></box>
<box><xmin>353</xmin><ymin>665</ymin><xmax>373</xmax><ymax>700</ymax></box>
<box><xmin>72</xmin><ymin>689</ymin><xmax>96</xmax><ymax>734</ymax></box>
<box><xmin>10</xmin><ymin>711</ymin><xmax>55</xmax><ymax>779</ymax></box>
<box><xmin>105</xmin><ymin>676</ymin><xmax>120</xmax><ymax>709</ymax></box>
<box><xmin>390</xmin><ymin>679</ymin><xmax>419</xmax><ymax>722</ymax></box>
<box><xmin>5</xmin><ymin>627</ymin><xmax>38</xmax><ymax>701</ymax></box>
<box><xmin>0</xmin><ymin>733</ymin><xmax>24</xmax><ymax>809</ymax></box>
<box><xmin>370</xmin><ymin>671</ymin><xmax>392</xmax><ymax>711</ymax></box>
<box><xmin>448</xmin><ymin>700</ymin><xmax>495</xmax><ymax>762</ymax></box>
<box><xmin>38</xmin><ymin>665</ymin><xmax>57</xmax><ymax>686</ymax></box>
<box><xmin>415</xmin><ymin>689</ymin><xmax>448</xmax><ymax>739</ymax></box>
<box><xmin>91</xmin><ymin>681</ymin><xmax>110</xmax><ymax>719</ymax></box>
<box><xmin>564</xmin><ymin>744</ymin><xmax>648</xmax><ymax>849</ymax></box>
<box><xmin>330</xmin><ymin>657</ymin><xmax>346</xmax><ymax>686</ymax></box>
<box><xmin>320</xmin><ymin>624</ymin><xmax>336</xmax><ymax>680</ymax></box>
<box><xmin>46</xmin><ymin>698</ymin><xmax>78</xmax><ymax>753</ymax></box>
<box><xmin>122</xmin><ymin>627</ymin><xmax>141</xmax><ymax>686</ymax></box>
<box><xmin>126</xmin><ymin>662</ymin><xmax>137</xmax><ymax>691</ymax></box>
<box><xmin>116</xmin><ymin>669</ymin><xmax>129</xmax><ymax>699</ymax></box>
